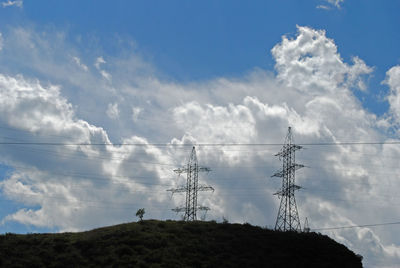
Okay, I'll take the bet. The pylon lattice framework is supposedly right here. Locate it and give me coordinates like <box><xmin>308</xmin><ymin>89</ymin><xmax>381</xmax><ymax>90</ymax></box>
<box><xmin>168</xmin><ymin>146</ymin><xmax>214</xmax><ymax>221</ymax></box>
<box><xmin>272</xmin><ymin>127</ymin><xmax>304</xmax><ymax>231</ymax></box>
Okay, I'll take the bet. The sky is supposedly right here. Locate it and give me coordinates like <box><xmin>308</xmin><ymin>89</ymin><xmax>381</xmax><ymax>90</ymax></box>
<box><xmin>0</xmin><ymin>0</ymin><xmax>400</xmax><ymax>266</ymax></box>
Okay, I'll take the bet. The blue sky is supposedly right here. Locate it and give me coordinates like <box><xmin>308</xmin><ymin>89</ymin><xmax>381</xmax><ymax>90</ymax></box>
<box><xmin>2</xmin><ymin>0</ymin><xmax>399</xmax><ymax>112</ymax></box>
<box><xmin>1</xmin><ymin>1</ymin><xmax>400</xmax><ymax>267</ymax></box>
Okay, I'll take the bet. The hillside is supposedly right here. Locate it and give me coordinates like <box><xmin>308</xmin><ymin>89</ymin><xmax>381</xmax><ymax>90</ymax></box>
<box><xmin>0</xmin><ymin>220</ymin><xmax>362</xmax><ymax>267</ymax></box>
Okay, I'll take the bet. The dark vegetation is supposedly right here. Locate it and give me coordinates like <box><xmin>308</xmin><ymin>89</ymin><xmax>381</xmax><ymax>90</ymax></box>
<box><xmin>0</xmin><ymin>220</ymin><xmax>362</xmax><ymax>267</ymax></box>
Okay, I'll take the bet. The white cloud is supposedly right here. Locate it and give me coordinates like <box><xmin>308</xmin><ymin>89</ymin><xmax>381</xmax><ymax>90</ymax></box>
<box><xmin>347</xmin><ymin>56</ymin><xmax>374</xmax><ymax>91</ymax></box>
<box><xmin>173</xmin><ymin>101</ymin><xmax>256</xmax><ymax>144</ymax></box>
<box><xmin>72</xmin><ymin>56</ymin><xmax>88</xmax><ymax>72</ymax></box>
<box><xmin>384</xmin><ymin>66</ymin><xmax>400</xmax><ymax>124</ymax></box>
<box><xmin>106</xmin><ymin>102</ymin><xmax>119</xmax><ymax>119</ymax></box>
<box><xmin>317</xmin><ymin>0</ymin><xmax>344</xmax><ymax>9</ymax></box>
<box><xmin>166</xmin><ymin>26</ymin><xmax>398</xmax><ymax>267</ymax></box>
<box><xmin>329</xmin><ymin>0</ymin><xmax>344</xmax><ymax>8</ymax></box>
<box><xmin>1</xmin><ymin>0</ymin><xmax>22</xmax><ymax>8</ymax></box>
<box><xmin>100</xmin><ymin>70</ymin><xmax>112</xmax><ymax>81</ymax></box>
<box><xmin>0</xmin><ymin>73</ymin><xmax>175</xmax><ymax>231</ymax></box>
<box><xmin>95</xmin><ymin>56</ymin><xmax>111</xmax><ymax>81</ymax></box>
<box><xmin>316</xmin><ymin>5</ymin><xmax>331</xmax><ymax>10</ymax></box>
<box><xmin>132</xmin><ymin>107</ymin><xmax>142</xmax><ymax>122</ymax></box>
<box><xmin>94</xmin><ymin>56</ymin><xmax>106</xmax><ymax>70</ymax></box>
<box><xmin>272</xmin><ymin>26</ymin><xmax>372</xmax><ymax>94</ymax></box>
<box><xmin>0</xmin><ymin>25</ymin><xmax>400</xmax><ymax>266</ymax></box>
<box><xmin>0</xmin><ymin>74</ymin><xmax>117</xmax><ymax>230</ymax></box>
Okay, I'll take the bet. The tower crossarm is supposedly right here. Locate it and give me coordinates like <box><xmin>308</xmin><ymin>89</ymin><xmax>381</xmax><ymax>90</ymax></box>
<box><xmin>173</xmin><ymin>166</ymin><xmax>211</xmax><ymax>174</ymax></box>
<box><xmin>271</xmin><ymin>163</ymin><xmax>305</xmax><ymax>177</ymax></box>
<box><xmin>171</xmin><ymin>207</ymin><xmax>186</xmax><ymax>213</ymax></box>
<box><xmin>167</xmin><ymin>186</ymin><xmax>187</xmax><ymax>194</ymax></box>
<box><xmin>273</xmin><ymin>184</ymin><xmax>301</xmax><ymax>196</ymax></box>
<box><xmin>275</xmin><ymin>144</ymin><xmax>303</xmax><ymax>158</ymax></box>
<box><xmin>173</xmin><ymin>168</ymin><xmax>186</xmax><ymax>174</ymax></box>
<box><xmin>167</xmin><ymin>184</ymin><xmax>213</xmax><ymax>194</ymax></box>
<box><xmin>198</xmin><ymin>185</ymin><xmax>214</xmax><ymax>192</ymax></box>
<box><xmin>199</xmin><ymin>167</ymin><xmax>211</xmax><ymax>172</ymax></box>
<box><xmin>197</xmin><ymin>206</ymin><xmax>211</xmax><ymax>211</ymax></box>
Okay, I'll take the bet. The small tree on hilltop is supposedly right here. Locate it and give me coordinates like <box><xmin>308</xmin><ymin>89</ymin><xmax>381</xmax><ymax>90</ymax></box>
<box><xmin>136</xmin><ymin>208</ymin><xmax>145</xmax><ymax>221</ymax></box>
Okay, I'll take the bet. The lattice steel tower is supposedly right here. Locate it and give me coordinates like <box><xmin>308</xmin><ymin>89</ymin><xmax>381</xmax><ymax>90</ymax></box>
<box><xmin>272</xmin><ymin>127</ymin><xmax>304</xmax><ymax>231</ymax></box>
<box><xmin>168</xmin><ymin>146</ymin><xmax>214</xmax><ymax>221</ymax></box>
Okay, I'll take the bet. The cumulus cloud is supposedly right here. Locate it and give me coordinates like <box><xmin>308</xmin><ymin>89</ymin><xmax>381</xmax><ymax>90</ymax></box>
<box><xmin>0</xmin><ymin>74</ymin><xmax>114</xmax><ymax>230</ymax></box>
<box><xmin>173</xmin><ymin>101</ymin><xmax>256</xmax><ymax>144</ymax></box>
<box><xmin>167</xmin><ymin>26</ymin><xmax>398</xmax><ymax>267</ymax></box>
<box><xmin>385</xmin><ymin>66</ymin><xmax>400</xmax><ymax>124</ymax></box>
<box><xmin>272</xmin><ymin>26</ymin><xmax>372</xmax><ymax>94</ymax></box>
<box><xmin>0</xmin><ymin>73</ymin><xmax>176</xmax><ymax>231</ymax></box>
<box><xmin>0</xmin><ymin>25</ymin><xmax>400</xmax><ymax>266</ymax></box>
<box><xmin>1</xmin><ymin>0</ymin><xmax>22</xmax><ymax>8</ymax></box>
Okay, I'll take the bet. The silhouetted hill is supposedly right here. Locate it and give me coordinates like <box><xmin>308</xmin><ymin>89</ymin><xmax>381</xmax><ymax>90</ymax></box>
<box><xmin>0</xmin><ymin>220</ymin><xmax>362</xmax><ymax>267</ymax></box>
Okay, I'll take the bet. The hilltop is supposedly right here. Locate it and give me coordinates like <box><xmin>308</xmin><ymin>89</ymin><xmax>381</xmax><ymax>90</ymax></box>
<box><xmin>0</xmin><ymin>220</ymin><xmax>362</xmax><ymax>267</ymax></box>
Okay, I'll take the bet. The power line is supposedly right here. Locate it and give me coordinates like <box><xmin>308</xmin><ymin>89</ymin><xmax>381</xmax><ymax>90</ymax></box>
<box><xmin>313</xmin><ymin>221</ymin><xmax>400</xmax><ymax>231</ymax></box>
<box><xmin>1</xmin><ymin>141</ymin><xmax>400</xmax><ymax>146</ymax></box>
<box><xmin>5</xmin><ymin>163</ymin><xmax>400</xmax><ymax>195</ymax></box>
<box><xmin>3</xmin><ymin>132</ymin><xmax>400</xmax><ymax>232</ymax></box>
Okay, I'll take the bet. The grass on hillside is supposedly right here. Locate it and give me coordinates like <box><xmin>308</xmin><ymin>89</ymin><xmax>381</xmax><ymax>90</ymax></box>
<box><xmin>0</xmin><ymin>220</ymin><xmax>363</xmax><ymax>267</ymax></box>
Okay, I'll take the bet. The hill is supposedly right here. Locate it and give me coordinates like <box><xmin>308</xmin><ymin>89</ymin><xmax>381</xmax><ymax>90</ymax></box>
<box><xmin>0</xmin><ymin>220</ymin><xmax>362</xmax><ymax>267</ymax></box>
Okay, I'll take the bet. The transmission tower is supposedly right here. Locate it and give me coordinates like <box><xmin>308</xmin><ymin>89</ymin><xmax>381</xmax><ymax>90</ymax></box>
<box><xmin>272</xmin><ymin>127</ymin><xmax>304</xmax><ymax>232</ymax></box>
<box><xmin>167</xmin><ymin>146</ymin><xmax>214</xmax><ymax>221</ymax></box>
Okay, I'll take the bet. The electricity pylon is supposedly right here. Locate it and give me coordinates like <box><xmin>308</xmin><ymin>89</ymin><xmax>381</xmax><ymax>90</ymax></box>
<box><xmin>167</xmin><ymin>146</ymin><xmax>214</xmax><ymax>221</ymax></box>
<box><xmin>272</xmin><ymin>127</ymin><xmax>304</xmax><ymax>231</ymax></box>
